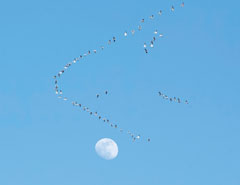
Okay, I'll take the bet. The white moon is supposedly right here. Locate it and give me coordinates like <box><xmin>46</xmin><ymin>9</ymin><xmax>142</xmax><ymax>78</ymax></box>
<box><xmin>95</xmin><ymin>138</ymin><xmax>118</xmax><ymax>160</ymax></box>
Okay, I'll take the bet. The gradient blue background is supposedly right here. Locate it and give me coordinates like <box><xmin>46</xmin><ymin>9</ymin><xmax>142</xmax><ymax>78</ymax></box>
<box><xmin>0</xmin><ymin>0</ymin><xmax>240</xmax><ymax>185</ymax></box>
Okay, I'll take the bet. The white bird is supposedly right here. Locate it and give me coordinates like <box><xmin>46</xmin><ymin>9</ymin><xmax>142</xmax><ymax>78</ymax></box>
<box><xmin>63</xmin><ymin>97</ymin><xmax>67</xmax><ymax>101</ymax></box>
<box><xmin>171</xmin><ymin>6</ymin><xmax>175</xmax><ymax>12</ymax></box>
<box><xmin>149</xmin><ymin>15</ymin><xmax>154</xmax><ymax>19</ymax></box>
<box><xmin>150</xmin><ymin>41</ymin><xmax>154</xmax><ymax>48</ymax></box>
<box><xmin>93</xmin><ymin>49</ymin><xmax>97</xmax><ymax>53</ymax></box>
<box><xmin>144</xmin><ymin>43</ymin><xmax>147</xmax><ymax>48</ymax></box>
<box><xmin>124</xmin><ymin>32</ymin><xmax>127</xmax><ymax>37</ymax></box>
<box><xmin>159</xmin><ymin>34</ymin><xmax>164</xmax><ymax>37</ymax></box>
<box><xmin>158</xmin><ymin>10</ymin><xmax>162</xmax><ymax>15</ymax></box>
<box><xmin>154</xmin><ymin>30</ymin><xmax>158</xmax><ymax>34</ymax></box>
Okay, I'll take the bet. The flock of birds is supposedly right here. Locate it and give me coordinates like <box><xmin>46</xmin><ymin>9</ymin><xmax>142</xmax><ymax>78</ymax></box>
<box><xmin>53</xmin><ymin>2</ymin><xmax>188</xmax><ymax>143</ymax></box>
<box><xmin>158</xmin><ymin>91</ymin><xmax>189</xmax><ymax>104</ymax></box>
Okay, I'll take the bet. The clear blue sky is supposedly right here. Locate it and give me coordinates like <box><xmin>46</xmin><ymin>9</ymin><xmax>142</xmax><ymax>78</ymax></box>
<box><xmin>0</xmin><ymin>0</ymin><xmax>240</xmax><ymax>185</ymax></box>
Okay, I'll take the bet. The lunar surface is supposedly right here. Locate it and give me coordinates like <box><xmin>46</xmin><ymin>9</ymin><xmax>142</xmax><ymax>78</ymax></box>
<box><xmin>95</xmin><ymin>138</ymin><xmax>118</xmax><ymax>160</ymax></box>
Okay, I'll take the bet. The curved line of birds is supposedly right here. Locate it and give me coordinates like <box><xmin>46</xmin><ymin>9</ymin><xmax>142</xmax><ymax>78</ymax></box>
<box><xmin>53</xmin><ymin>2</ymin><xmax>188</xmax><ymax>143</ymax></box>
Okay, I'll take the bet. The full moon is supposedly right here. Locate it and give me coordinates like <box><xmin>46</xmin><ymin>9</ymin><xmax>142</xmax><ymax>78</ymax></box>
<box><xmin>95</xmin><ymin>138</ymin><xmax>118</xmax><ymax>160</ymax></box>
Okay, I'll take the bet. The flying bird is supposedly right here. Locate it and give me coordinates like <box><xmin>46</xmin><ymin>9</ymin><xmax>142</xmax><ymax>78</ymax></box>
<box><xmin>150</xmin><ymin>41</ymin><xmax>154</xmax><ymax>48</ymax></box>
<box><xmin>178</xmin><ymin>98</ymin><xmax>181</xmax><ymax>103</ymax></box>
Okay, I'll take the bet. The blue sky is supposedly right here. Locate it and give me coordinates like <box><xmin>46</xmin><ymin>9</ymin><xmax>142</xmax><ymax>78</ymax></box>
<box><xmin>0</xmin><ymin>0</ymin><xmax>240</xmax><ymax>185</ymax></box>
